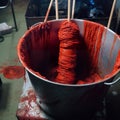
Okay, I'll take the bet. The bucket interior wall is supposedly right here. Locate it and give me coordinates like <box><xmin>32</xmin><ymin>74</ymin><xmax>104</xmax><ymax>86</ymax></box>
<box><xmin>99</xmin><ymin>29</ymin><xmax>120</xmax><ymax>76</ymax></box>
<box><xmin>18</xmin><ymin>19</ymin><xmax>120</xmax><ymax>83</ymax></box>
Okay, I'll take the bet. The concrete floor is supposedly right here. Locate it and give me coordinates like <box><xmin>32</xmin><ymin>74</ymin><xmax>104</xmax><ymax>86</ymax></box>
<box><xmin>0</xmin><ymin>0</ymin><xmax>120</xmax><ymax>120</ymax></box>
<box><xmin>0</xmin><ymin>0</ymin><xmax>28</xmax><ymax>120</ymax></box>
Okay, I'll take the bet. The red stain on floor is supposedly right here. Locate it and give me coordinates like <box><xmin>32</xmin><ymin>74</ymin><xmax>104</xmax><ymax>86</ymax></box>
<box><xmin>0</xmin><ymin>65</ymin><xmax>25</xmax><ymax>80</ymax></box>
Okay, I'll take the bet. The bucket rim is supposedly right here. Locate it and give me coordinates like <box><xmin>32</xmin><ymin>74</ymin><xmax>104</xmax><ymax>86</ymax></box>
<box><xmin>24</xmin><ymin>65</ymin><xmax>120</xmax><ymax>87</ymax></box>
<box><xmin>17</xmin><ymin>19</ymin><xmax>120</xmax><ymax>87</ymax></box>
<box><xmin>30</xmin><ymin>18</ymin><xmax>120</xmax><ymax>35</ymax></box>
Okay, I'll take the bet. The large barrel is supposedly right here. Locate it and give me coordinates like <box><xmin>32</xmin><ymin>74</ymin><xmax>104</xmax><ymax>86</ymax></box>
<box><xmin>17</xmin><ymin>19</ymin><xmax>120</xmax><ymax>120</ymax></box>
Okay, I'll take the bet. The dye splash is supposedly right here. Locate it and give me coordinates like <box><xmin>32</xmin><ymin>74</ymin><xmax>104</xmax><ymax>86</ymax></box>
<box><xmin>0</xmin><ymin>65</ymin><xmax>25</xmax><ymax>80</ymax></box>
<box><xmin>17</xmin><ymin>89</ymin><xmax>47</xmax><ymax>120</ymax></box>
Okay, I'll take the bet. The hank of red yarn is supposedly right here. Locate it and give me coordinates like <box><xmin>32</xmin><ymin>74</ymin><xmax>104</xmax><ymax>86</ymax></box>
<box><xmin>55</xmin><ymin>20</ymin><xmax>81</xmax><ymax>84</ymax></box>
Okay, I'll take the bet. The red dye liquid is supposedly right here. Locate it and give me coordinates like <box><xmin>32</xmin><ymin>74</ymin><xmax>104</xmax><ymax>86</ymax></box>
<box><xmin>0</xmin><ymin>66</ymin><xmax>25</xmax><ymax>80</ymax></box>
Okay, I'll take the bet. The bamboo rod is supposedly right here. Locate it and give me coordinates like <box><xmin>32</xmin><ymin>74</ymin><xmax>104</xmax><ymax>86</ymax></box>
<box><xmin>44</xmin><ymin>0</ymin><xmax>54</xmax><ymax>23</ymax></box>
<box><xmin>55</xmin><ymin>0</ymin><xmax>59</xmax><ymax>19</ymax></box>
<box><xmin>68</xmin><ymin>0</ymin><xmax>71</xmax><ymax>21</ymax></box>
<box><xmin>107</xmin><ymin>0</ymin><xmax>117</xmax><ymax>28</ymax></box>
<box><xmin>71</xmin><ymin>0</ymin><xmax>76</xmax><ymax>19</ymax></box>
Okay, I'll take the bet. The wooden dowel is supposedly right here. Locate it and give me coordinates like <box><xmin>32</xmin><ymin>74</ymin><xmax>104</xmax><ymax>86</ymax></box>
<box><xmin>68</xmin><ymin>0</ymin><xmax>71</xmax><ymax>21</ymax></box>
<box><xmin>44</xmin><ymin>0</ymin><xmax>54</xmax><ymax>23</ymax></box>
<box><xmin>107</xmin><ymin>0</ymin><xmax>117</xmax><ymax>28</ymax></box>
<box><xmin>71</xmin><ymin>0</ymin><xmax>76</xmax><ymax>19</ymax></box>
<box><xmin>55</xmin><ymin>0</ymin><xmax>59</xmax><ymax>19</ymax></box>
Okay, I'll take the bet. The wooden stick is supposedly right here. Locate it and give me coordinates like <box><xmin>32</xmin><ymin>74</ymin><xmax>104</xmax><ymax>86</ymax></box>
<box><xmin>107</xmin><ymin>0</ymin><xmax>117</xmax><ymax>28</ymax></box>
<box><xmin>55</xmin><ymin>0</ymin><xmax>59</xmax><ymax>19</ymax></box>
<box><xmin>44</xmin><ymin>0</ymin><xmax>54</xmax><ymax>23</ymax></box>
<box><xmin>68</xmin><ymin>0</ymin><xmax>71</xmax><ymax>21</ymax></box>
<box><xmin>71</xmin><ymin>0</ymin><xmax>76</xmax><ymax>19</ymax></box>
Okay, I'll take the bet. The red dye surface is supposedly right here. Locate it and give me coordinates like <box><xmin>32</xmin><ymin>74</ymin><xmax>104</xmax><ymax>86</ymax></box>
<box><xmin>0</xmin><ymin>66</ymin><xmax>25</xmax><ymax>79</ymax></box>
<box><xmin>77</xmin><ymin>73</ymin><xmax>101</xmax><ymax>84</ymax></box>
